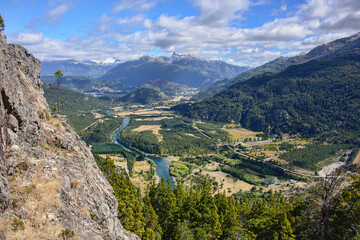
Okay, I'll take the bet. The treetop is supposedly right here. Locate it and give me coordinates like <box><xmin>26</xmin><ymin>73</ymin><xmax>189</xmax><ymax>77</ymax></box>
<box><xmin>54</xmin><ymin>70</ymin><xmax>63</xmax><ymax>76</ymax></box>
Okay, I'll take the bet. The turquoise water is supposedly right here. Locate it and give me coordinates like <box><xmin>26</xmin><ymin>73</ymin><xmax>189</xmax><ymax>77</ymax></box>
<box><xmin>112</xmin><ymin>118</ymin><xmax>175</xmax><ymax>187</ymax></box>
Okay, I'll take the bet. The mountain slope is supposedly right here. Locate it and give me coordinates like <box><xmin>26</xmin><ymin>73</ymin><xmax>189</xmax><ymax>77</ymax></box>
<box><xmin>41</xmin><ymin>59</ymin><xmax>119</xmax><ymax>78</ymax></box>
<box><xmin>174</xmin><ymin>50</ymin><xmax>360</xmax><ymax>137</ymax></box>
<box><xmin>98</xmin><ymin>53</ymin><xmax>249</xmax><ymax>88</ymax></box>
<box><xmin>195</xmin><ymin>32</ymin><xmax>360</xmax><ymax>99</ymax></box>
<box><xmin>0</xmin><ymin>32</ymin><xmax>138</xmax><ymax>239</ymax></box>
<box><xmin>41</xmin><ymin>75</ymin><xmax>132</xmax><ymax>95</ymax></box>
<box><xmin>43</xmin><ymin>84</ymin><xmax>116</xmax><ymax>131</ymax></box>
<box><xmin>140</xmin><ymin>79</ymin><xmax>197</xmax><ymax>96</ymax></box>
<box><xmin>121</xmin><ymin>87</ymin><xmax>167</xmax><ymax>104</ymax></box>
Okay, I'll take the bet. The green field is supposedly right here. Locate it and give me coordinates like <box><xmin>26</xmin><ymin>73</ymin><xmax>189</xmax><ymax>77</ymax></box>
<box><xmin>117</xmin><ymin>118</ymin><xmax>228</xmax><ymax>156</ymax></box>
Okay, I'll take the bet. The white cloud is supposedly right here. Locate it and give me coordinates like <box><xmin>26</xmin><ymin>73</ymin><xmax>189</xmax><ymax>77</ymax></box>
<box><xmin>300</xmin><ymin>0</ymin><xmax>333</xmax><ymax>20</ymax></box>
<box><xmin>299</xmin><ymin>0</ymin><xmax>360</xmax><ymax>31</ymax></box>
<box><xmin>12</xmin><ymin>32</ymin><xmax>44</xmax><ymax>45</ymax></box>
<box><xmin>320</xmin><ymin>11</ymin><xmax>360</xmax><ymax>31</ymax></box>
<box><xmin>245</xmin><ymin>17</ymin><xmax>311</xmax><ymax>41</ymax></box>
<box><xmin>46</xmin><ymin>4</ymin><xmax>71</xmax><ymax>24</ymax></box>
<box><xmin>112</xmin><ymin>0</ymin><xmax>156</xmax><ymax>13</ymax></box>
<box><xmin>117</xmin><ymin>14</ymin><xmax>145</xmax><ymax>25</ymax></box>
<box><xmin>192</xmin><ymin>0</ymin><xmax>250</xmax><ymax>26</ymax></box>
<box><xmin>10</xmin><ymin>0</ymin><xmax>360</xmax><ymax>68</ymax></box>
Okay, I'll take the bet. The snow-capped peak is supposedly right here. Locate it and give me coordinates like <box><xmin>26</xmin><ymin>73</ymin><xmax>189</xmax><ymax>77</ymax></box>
<box><xmin>92</xmin><ymin>57</ymin><xmax>121</xmax><ymax>65</ymax></box>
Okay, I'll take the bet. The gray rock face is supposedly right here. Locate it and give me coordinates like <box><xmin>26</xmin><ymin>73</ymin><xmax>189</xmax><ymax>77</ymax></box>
<box><xmin>0</xmin><ymin>32</ymin><xmax>139</xmax><ymax>239</ymax></box>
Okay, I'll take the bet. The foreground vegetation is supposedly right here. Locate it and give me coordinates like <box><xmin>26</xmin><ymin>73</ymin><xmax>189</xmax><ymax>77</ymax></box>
<box><xmin>96</xmin><ymin>154</ymin><xmax>360</xmax><ymax>240</ymax></box>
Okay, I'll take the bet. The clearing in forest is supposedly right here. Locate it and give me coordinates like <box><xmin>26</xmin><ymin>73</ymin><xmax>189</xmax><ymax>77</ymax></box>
<box><xmin>131</xmin><ymin>161</ymin><xmax>153</xmax><ymax>195</ymax></box>
<box><xmin>196</xmin><ymin>169</ymin><xmax>253</xmax><ymax>196</ymax></box>
<box><xmin>222</xmin><ymin>124</ymin><xmax>262</xmax><ymax>141</ymax></box>
<box><xmin>115</xmin><ymin>109</ymin><xmax>164</xmax><ymax>117</ymax></box>
<box><xmin>91</xmin><ymin>110</ymin><xmax>103</xmax><ymax>119</ymax></box>
<box><xmin>132</xmin><ymin>125</ymin><xmax>163</xmax><ymax>141</ymax></box>
<box><xmin>138</xmin><ymin>116</ymin><xmax>173</xmax><ymax>121</ymax></box>
<box><xmin>353</xmin><ymin>151</ymin><xmax>360</xmax><ymax>165</ymax></box>
<box><xmin>184</xmin><ymin>133</ymin><xmax>200</xmax><ymax>138</ymax></box>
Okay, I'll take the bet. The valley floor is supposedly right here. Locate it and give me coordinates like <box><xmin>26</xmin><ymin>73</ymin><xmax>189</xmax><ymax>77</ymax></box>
<box><xmin>80</xmin><ymin>96</ymin><xmax>356</xmax><ymax>197</ymax></box>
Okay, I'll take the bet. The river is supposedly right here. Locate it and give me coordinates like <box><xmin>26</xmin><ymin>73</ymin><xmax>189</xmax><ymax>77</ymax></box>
<box><xmin>112</xmin><ymin>118</ymin><xmax>175</xmax><ymax>187</ymax></box>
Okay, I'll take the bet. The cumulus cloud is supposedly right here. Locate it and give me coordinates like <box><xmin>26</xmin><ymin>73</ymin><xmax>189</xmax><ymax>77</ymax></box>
<box><xmin>299</xmin><ymin>0</ymin><xmax>360</xmax><ymax>31</ymax></box>
<box><xmin>46</xmin><ymin>4</ymin><xmax>72</xmax><ymax>24</ymax></box>
<box><xmin>11</xmin><ymin>0</ymin><xmax>360</xmax><ymax>67</ymax></box>
<box><xmin>12</xmin><ymin>32</ymin><xmax>44</xmax><ymax>45</ymax></box>
<box><xmin>320</xmin><ymin>11</ymin><xmax>360</xmax><ymax>31</ymax></box>
<box><xmin>245</xmin><ymin>17</ymin><xmax>311</xmax><ymax>41</ymax></box>
<box><xmin>192</xmin><ymin>0</ymin><xmax>250</xmax><ymax>26</ymax></box>
<box><xmin>11</xmin><ymin>33</ymin><xmax>135</xmax><ymax>62</ymax></box>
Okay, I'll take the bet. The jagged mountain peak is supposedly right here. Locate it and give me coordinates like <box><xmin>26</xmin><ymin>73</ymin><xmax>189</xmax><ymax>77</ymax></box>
<box><xmin>99</xmin><ymin>53</ymin><xmax>249</xmax><ymax>88</ymax></box>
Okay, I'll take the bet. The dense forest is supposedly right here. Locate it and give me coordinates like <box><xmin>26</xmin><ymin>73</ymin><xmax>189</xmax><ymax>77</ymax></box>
<box><xmin>95</xmin><ymin>154</ymin><xmax>360</xmax><ymax>240</ymax></box>
<box><xmin>280</xmin><ymin>143</ymin><xmax>352</xmax><ymax>170</ymax></box>
<box><xmin>194</xmin><ymin>31</ymin><xmax>360</xmax><ymax>99</ymax></box>
<box><xmin>174</xmin><ymin>50</ymin><xmax>360</xmax><ymax>142</ymax></box>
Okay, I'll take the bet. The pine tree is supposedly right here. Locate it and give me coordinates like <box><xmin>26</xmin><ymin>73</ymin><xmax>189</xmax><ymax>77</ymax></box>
<box><xmin>0</xmin><ymin>14</ymin><xmax>5</xmax><ymax>31</ymax></box>
<box><xmin>54</xmin><ymin>70</ymin><xmax>63</xmax><ymax>114</ymax></box>
<box><xmin>148</xmin><ymin>178</ymin><xmax>177</xmax><ymax>239</ymax></box>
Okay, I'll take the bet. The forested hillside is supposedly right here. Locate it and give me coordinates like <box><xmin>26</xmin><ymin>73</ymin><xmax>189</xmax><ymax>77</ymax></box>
<box><xmin>96</xmin><ymin>154</ymin><xmax>360</xmax><ymax>240</ymax></box>
<box><xmin>43</xmin><ymin>83</ymin><xmax>116</xmax><ymax>130</ymax></box>
<box><xmin>174</xmin><ymin>50</ymin><xmax>360</xmax><ymax>140</ymax></box>
<box><xmin>121</xmin><ymin>87</ymin><xmax>167</xmax><ymax>104</ymax></box>
<box><xmin>194</xmin><ymin>32</ymin><xmax>360</xmax><ymax>99</ymax></box>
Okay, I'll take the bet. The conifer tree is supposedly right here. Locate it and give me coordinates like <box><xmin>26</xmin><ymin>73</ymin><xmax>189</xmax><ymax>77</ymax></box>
<box><xmin>0</xmin><ymin>14</ymin><xmax>5</xmax><ymax>31</ymax></box>
<box><xmin>54</xmin><ymin>70</ymin><xmax>63</xmax><ymax>114</ymax></box>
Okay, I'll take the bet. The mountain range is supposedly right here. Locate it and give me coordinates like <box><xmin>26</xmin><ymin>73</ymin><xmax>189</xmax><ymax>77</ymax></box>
<box><xmin>41</xmin><ymin>58</ymin><xmax>120</xmax><ymax>78</ymax></box>
<box><xmin>174</xmin><ymin>33</ymin><xmax>360</xmax><ymax>142</ymax></box>
<box><xmin>194</xmin><ymin>32</ymin><xmax>360</xmax><ymax>100</ymax></box>
<box><xmin>41</xmin><ymin>75</ymin><xmax>132</xmax><ymax>95</ymax></box>
<box><xmin>40</xmin><ymin>53</ymin><xmax>249</xmax><ymax>95</ymax></box>
<box><xmin>98</xmin><ymin>52</ymin><xmax>249</xmax><ymax>88</ymax></box>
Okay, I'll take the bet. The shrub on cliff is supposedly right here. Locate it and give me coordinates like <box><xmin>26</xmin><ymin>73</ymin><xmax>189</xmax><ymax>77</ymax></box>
<box><xmin>0</xmin><ymin>15</ymin><xmax>4</xmax><ymax>31</ymax></box>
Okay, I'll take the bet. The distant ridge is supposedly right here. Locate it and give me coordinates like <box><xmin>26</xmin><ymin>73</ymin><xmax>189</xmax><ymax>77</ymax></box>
<box><xmin>121</xmin><ymin>87</ymin><xmax>167</xmax><ymax>104</ymax></box>
<box><xmin>140</xmin><ymin>79</ymin><xmax>198</xmax><ymax>96</ymax></box>
<box><xmin>98</xmin><ymin>52</ymin><xmax>249</xmax><ymax>88</ymax></box>
<box><xmin>41</xmin><ymin>58</ymin><xmax>120</xmax><ymax>78</ymax></box>
<box><xmin>194</xmin><ymin>32</ymin><xmax>360</xmax><ymax>100</ymax></box>
<box><xmin>174</xmin><ymin>34</ymin><xmax>360</xmax><ymax>140</ymax></box>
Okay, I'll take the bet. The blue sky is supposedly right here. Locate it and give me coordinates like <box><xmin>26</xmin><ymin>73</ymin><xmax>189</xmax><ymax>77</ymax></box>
<box><xmin>3</xmin><ymin>0</ymin><xmax>360</xmax><ymax>66</ymax></box>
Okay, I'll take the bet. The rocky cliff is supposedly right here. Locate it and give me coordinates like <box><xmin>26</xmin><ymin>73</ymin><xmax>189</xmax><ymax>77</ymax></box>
<box><xmin>0</xmin><ymin>32</ymin><xmax>139</xmax><ymax>239</ymax></box>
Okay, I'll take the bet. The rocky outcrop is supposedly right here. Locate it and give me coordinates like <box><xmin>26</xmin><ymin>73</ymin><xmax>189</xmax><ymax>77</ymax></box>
<box><xmin>0</xmin><ymin>32</ymin><xmax>139</xmax><ymax>239</ymax></box>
